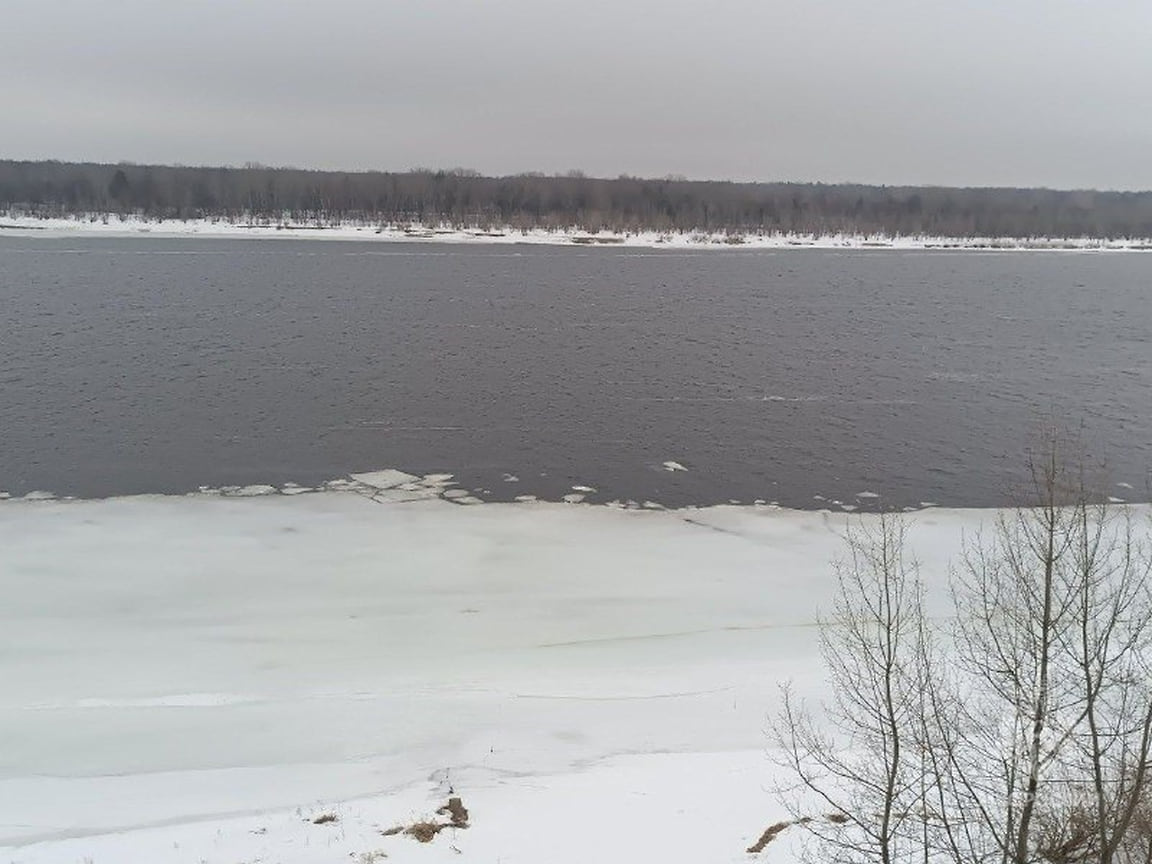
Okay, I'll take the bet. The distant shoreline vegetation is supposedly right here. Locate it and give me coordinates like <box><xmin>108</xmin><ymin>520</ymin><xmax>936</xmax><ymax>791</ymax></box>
<box><xmin>3</xmin><ymin>159</ymin><xmax>1152</xmax><ymax>241</ymax></box>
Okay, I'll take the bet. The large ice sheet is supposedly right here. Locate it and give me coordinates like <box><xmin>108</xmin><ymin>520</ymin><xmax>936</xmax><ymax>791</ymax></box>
<box><xmin>0</xmin><ymin>492</ymin><xmax>1047</xmax><ymax>861</ymax></box>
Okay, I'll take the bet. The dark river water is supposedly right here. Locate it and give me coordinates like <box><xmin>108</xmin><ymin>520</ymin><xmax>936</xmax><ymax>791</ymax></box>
<box><xmin>2</xmin><ymin>237</ymin><xmax>1150</xmax><ymax>508</ymax></box>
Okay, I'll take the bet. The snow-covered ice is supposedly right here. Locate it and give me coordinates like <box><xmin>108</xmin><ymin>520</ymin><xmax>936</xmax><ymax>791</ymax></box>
<box><xmin>0</xmin><ymin>490</ymin><xmax>1089</xmax><ymax>863</ymax></box>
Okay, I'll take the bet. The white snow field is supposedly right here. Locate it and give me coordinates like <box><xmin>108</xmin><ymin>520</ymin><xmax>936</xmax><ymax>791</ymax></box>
<box><xmin>3</xmin><ymin>212</ymin><xmax>1151</xmax><ymax>251</ymax></box>
<box><xmin>0</xmin><ymin>490</ymin><xmax>1044</xmax><ymax>863</ymax></box>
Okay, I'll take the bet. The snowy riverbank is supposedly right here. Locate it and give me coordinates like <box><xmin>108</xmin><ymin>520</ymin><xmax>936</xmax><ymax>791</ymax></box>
<box><xmin>0</xmin><ymin>486</ymin><xmax>1064</xmax><ymax>863</ymax></box>
<box><xmin>3</xmin><ymin>212</ymin><xmax>1151</xmax><ymax>251</ymax></box>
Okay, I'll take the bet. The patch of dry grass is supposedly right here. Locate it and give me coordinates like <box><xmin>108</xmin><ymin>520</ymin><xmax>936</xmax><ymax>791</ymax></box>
<box><xmin>404</xmin><ymin>820</ymin><xmax>447</xmax><ymax>843</ymax></box>
<box><xmin>381</xmin><ymin>796</ymin><xmax>470</xmax><ymax>844</ymax></box>
<box><xmin>747</xmin><ymin>820</ymin><xmax>793</xmax><ymax>854</ymax></box>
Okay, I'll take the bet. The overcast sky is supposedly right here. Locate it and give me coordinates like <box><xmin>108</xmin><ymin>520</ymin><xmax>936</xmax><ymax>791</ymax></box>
<box><xmin>4</xmin><ymin>0</ymin><xmax>1151</xmax><ymax>189</ymax></box>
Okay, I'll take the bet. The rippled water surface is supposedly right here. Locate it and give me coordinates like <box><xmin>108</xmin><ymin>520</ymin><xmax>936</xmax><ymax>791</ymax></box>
<box><xmin>2</xmin><ymin>237</ymin><xmax>1150</xmax><ymax>507</ymax></box>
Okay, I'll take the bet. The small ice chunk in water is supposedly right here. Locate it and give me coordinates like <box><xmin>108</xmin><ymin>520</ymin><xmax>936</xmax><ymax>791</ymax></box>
<box><xmin>571</xmin><ymin>485</ymin><xmax>596</xmax><ymax>493</ymax></box>
<box><xmin>422</xmin><ymin>473</ymin><xmax>455</xmax><ymax>486</ymax></box>
<box><xmin>0</xmin><ymin>491</ymin><xmax>10</xmax><ymax>500</ymax></box>
<box><xmin>562</xmin><ymin>493</ymin><xmax>586</xmax><ymax>504</ymax></box>
<box><xmin>442</xmin><ymin>488</ymin><xmax>470</xmax><ymax>499</ymax></box>
<box><xmin>1117</xmin><ymin>482</ymin><xmax>1134</xmax><ymax>490</ymax></box>
<box><xmin>642</xmin><ymin>501</ymin><xmax>666</xmax><ymax>510</ymax></box>
<box><xmin>502</xmin><ymin>474</ymin><xmax>520</xmax><ymax>483</ymax></box>
<box><xmin>514</xmin><ymin>494</ymin><xmax>538</xmax><ymax>503</ymax></box>
<box><xmin>662</xmin><ymin>461</ymin><xmax>688</xmax><ymax>472</ymax></box>
<box><xmin>855</xmin><ymin>491</ymin><xmax>880</xmax><ymax>499</ymax></box>
<box><xmin>229</xmin><ymin>485</ymin><xmax>277</xmax><ymax>497</ymax></box>
<box><xmin>351</xmin><ymin>469</ymin><xmax>420</xmax><ymax>490</ymax></box>
<box><xmin>1109</xmin><ymin>496</ymin><xmax>1126</xmax><ymax>504</ymax></box>
<box><xmin>23</xmin><ymin>490</ymin><xmax>56</xmax><ymax>501</ymax></box>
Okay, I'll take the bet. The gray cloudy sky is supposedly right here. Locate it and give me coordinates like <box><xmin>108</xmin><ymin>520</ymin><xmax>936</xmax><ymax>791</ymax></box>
<box><xmin>4</xmin><ymin>0</ymin><xmax>1151</xmax><ymax>189</ymax></box>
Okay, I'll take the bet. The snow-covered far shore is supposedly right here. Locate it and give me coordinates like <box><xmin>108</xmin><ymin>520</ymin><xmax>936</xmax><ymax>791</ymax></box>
<box><xmin>3</xmin><ymin>211</ymin><xmax>1151</xmax><ymax>251</ymax></box>
<box><xmin>0</xmin><ymin>488</ymin><xmax>1105</xmax><ymax>864</ymax></box>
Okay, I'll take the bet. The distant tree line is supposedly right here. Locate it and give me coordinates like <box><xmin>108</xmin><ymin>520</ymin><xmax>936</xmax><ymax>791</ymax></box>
<box><xmin>3</xmin><ymin>159</ymin><xmax>1152</xmax><ymax>239</ymax></box>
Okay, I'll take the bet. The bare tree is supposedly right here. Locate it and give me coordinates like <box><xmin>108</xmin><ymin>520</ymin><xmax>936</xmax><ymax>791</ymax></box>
<box><xmin>774</xmin><ymin>513</ymin><xmax>930</xmax><ymax>864</ymax></box>
<box><xmin>1061</xmin><ymin>478</ymin><xmax>1152</xmax><ymax>864</ymax></box>
<box><xmin>777</xmin><ymin>433</ymin><xmax>1152</xmax><ymax>864</ymax></box>
<box><xmin>932</xmin><ymin>436</ymin><xmax>1152</xmax><ymax>864</ymax></box>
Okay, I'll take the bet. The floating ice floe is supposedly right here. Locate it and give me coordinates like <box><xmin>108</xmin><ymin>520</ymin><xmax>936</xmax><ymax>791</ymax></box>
<box><xmin>350</xmin><ymin>469</ymin><xmax>421</xmax><ymax>490</ymax></box>
<box><xmin>662</xmin><ymin>461</ymin><xmax>688</xmax><ymax>472</ymax></box>
<box><xmin>370</xmin><ymin>489</ymin><xmax>438</xmax><ymax>504</ymax></box>
<box><xmin>855</xmin><ymin>491</ymin><xmax>881</xmax><ymax>499</ymax></box>
<box><xmin>562</xmin><ymin>493</ymin><xmax>586</xmax><ymax>504</ymax></box>
<box><xmin>571</xmin><ymin>485</ymin><xmax>596</xmax><ymax>493</ymax></box>
<box><xmin>226</xmin><ymin>484</ymin><xmax>278</xmax><ymax>497</ymax></box>
<box><xmin>22</xmin><ymin>490</ymin><xmax>56</xmax><ymax>501</ymax></box>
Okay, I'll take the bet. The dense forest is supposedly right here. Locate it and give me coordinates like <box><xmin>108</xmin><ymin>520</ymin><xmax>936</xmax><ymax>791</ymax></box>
<box><xmin>3</xmin><ymin>159</ymin><xmax>1152</xmax><ymax>239</ymax></box>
